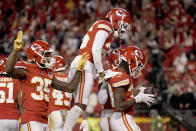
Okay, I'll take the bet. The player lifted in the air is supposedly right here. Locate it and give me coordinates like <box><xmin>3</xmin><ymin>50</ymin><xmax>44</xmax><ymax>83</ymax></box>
<box><xmin>5</xmin><ymin>31</ymin><xmax>89</xmax><ymax>131</ymax></box>
<box><xmin>63</xmin><ymin>8</ymin><xmax>131</xmax><ymax>131</ymax></box>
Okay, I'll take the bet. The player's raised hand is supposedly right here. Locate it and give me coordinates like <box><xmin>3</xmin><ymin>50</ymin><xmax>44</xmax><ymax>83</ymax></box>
<box><xmin>77</xmin><ymin>52</ymin><xmax>90</xmax><ymax>71</ymax></box>
<box><xmin>14</xmin><ymin>31</ymin><xmax>24</xmax><ymax>52</ymax></box>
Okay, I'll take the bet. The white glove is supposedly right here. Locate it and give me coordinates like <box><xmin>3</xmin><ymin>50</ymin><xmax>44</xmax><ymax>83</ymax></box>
<box><xmin>134</xmin><ymin>87</ymin><xmax>155</xmax><ymax>106</ymax></box>
<box><xmin>79</xmin><ymin>120</ymin><xmax>89</xmax><ymax>131</ymax></box>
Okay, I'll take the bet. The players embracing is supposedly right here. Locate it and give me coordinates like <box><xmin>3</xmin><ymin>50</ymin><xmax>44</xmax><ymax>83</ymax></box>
<box><xmin>99</xmin><ymin>46</ymin><xmax>155</xmax><ymax>131</ymax></box>
<box><xmin>63</xmin><ymin>8</ymin><xmax>131</xmax><ymax>131</ymax></box>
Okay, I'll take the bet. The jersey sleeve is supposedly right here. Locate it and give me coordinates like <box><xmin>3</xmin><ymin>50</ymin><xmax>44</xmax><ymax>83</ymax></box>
<box><xmin>109</xmin><ymin>73</ymin><xmax>130</xmax><ymax>88</ymax></box>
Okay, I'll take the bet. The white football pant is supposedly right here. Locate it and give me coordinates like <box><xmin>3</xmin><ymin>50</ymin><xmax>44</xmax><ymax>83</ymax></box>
<box><xmin>0</xmin><ymin>119</ymin><xmax>19</xmax><ymax>131</ymax></box>
<box><xmin>110</xmin><ymin>112</ymin><xmax>141</xmax><ymax>131</ymax></box>
<box><xmin>48</xmin><ymin>110</ymin><xmax>68</xmax><ymax>131</ymax></box>
<box><xmin>100</xmin><ymin>109</ymin><xmax>113</xmax><ymax>131</ymax></box>
<box><xmin>66</xmin><ymin>55</ymin><xmax>96</xmax><ymax>105</ymax></box>
<box><xmin>21</xmin><ymin>121</ymin><xmax>48</xmax><ymax>131</ymax></box>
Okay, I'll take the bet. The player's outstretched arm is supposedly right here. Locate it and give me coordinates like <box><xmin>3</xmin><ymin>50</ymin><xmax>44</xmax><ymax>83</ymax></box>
<box><xmin>5</xmin><ymin>31</ymin><xmax>26</xmax><ymax>80</ymax></box>
<box><xmin>114</xmin><ymin>87</ymin><xmax>136</xmax><ymax>111</ymax></box>
<box><xmin>52</xmin><ymin>53</ymin><xmax>89</xmax><ymax>92</ymax></box>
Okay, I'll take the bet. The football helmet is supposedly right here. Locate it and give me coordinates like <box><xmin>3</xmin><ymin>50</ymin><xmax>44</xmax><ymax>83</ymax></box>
<box><xmin>107</xmin><ymin>45</ymin><xmax>127</xmax><ymax>70</ymax></box>
<box><xmin>0</xmin><ymin>57</ymin><xmax>7</xmax><ymax>74</ymax></box>
<box><xmin>27</xmin><ymin>40</ymin><xmax>55</xmax><ymax>69</ymax></box>
<box><xmin>106</xmin><ymin>8</ymin><xmax>131</xmax><ymax>38</ymax></box>
<box><xmin>53</xmin><ymin>55</ymin><xmax>67</xmax><ymax>72</ymax></box>
<box><xmin>121</xmin><ymin>46</ymin><xmax>146</xmax><ymax>78</ymax></box>
<box><xmin>107</xmin><ymin>49</ymin><xmax>121</xmax><ymax>70</ymax></box>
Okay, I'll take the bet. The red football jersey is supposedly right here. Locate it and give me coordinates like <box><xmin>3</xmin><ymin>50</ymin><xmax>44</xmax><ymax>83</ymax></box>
<box><xmin>80</xmin><ymin>20</ymin><xmax>114</xmax><ymax>63</ymax></box>
<box><xmin>49</xmin><ymin>74</ymin><xmax>72</xmax><ymax>113</ymax></box>
<box><xmin>0</xmin><ymin>76</ymin><xmax>20</xmax><ymax>119</ymax></box>
<box><xmin>107</xmin><ymin>70</ymin><xmax>135</xmax><ymax>115</ymax></box>
<box><xmin>15</xmin><ymin>61</ymin><xmax>55</xmax><ymax>124</ymax></box>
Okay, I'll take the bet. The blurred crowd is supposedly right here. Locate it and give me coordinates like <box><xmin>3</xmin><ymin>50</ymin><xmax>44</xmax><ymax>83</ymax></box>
<box><xmin>0</xmin><ymin>0</ymin><xmax>196</xmax><ymax>115</ymax></box>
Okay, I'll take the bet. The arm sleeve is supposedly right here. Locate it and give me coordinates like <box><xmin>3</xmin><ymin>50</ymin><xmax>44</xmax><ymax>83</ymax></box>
<box><xmin>92</xmin><ymin>30</ymin><xmax>109</xmax><ymax>73</ymax></box>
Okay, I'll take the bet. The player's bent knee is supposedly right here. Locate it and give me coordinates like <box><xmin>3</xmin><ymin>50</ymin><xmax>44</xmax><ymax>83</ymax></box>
<box><xmin>76</xmin><ymin>103</ymin><xmax>87</xmax><ymax>111</ymax></box>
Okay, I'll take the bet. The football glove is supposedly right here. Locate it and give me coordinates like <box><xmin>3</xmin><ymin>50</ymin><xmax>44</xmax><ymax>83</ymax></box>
<box><xmin>14</xmin><ymin>31</ymin><xmax>24</xmax><ymax>52</ymax></box>
<box><xmin>134</xmin><ymin>87</ymin><xmax>155</xmax><ymax>106</ymax></box>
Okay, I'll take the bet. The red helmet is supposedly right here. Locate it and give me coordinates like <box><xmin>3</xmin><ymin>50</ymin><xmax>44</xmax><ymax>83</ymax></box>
<box><xmin>53</xmin><ymin>55</ymin><xmax>67</xmax><ymax>72</ymax></box>
<box><xmin>106</xmin><ymin>8</ymin><xmax>131</xmax><ymax>38</ymax></box>
<box><xmin>107</xmin><ymin>45</ymin><xmax>127</xmax><ymax>70</ymax></box>
<box><xmin>0</xmin><ymin>58</ymin><xmax>7</xmax><ymax>74</ymax></box>
<box><xmin>121</xmin><ymin>46</ymin><xmax>147</xmax><ymax>78</ymax></box>
<box><xmin>27</xmin><ymin>40</ymin><xmax>55</xmax><ymax>69</ymax></box>
<box><xmin>107</xmin><ymin>49</ymin><xmax>121</xmax><ymax>70</ymax></box>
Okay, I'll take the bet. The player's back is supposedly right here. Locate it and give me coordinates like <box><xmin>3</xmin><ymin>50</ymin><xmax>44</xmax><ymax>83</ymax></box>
<box><xmin>107</xmin><ymin>70</ymin><xmax>135</xmax><ymax>115</ymax></box>
<box><xmin>0</xmin><ymin>75</ymin><xmax>20</xmax><ymax>120</ymax></box>
<box><xmin>80</xmin><ymin>20</ymin><xmax>114</xmax><ymax>63</ymax></box>
<box><xmin>15</xmin><ymin>61</ymin><xmax>54</xmax><ymax>123</ymax></box>
<box><xmin>49</xmin><ymin>73</ymin><xmax>72</xmax><ymax>113</ymax></box>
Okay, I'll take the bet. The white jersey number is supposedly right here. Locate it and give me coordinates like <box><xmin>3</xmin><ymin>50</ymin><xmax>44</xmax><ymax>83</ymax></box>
<box><xmin>0</xmin><ymin>82</ymin><xmax>14</xmax><ymax>103</ymax></box>
<box><xmin>31</xmin><ymin>77</ymin><xmax>51</xmax><ymax>101</ymax></box>
<box><xmin>52</xmin><ymin>89</ymin><xmax>72</xmax><ymax>106</ymax></box>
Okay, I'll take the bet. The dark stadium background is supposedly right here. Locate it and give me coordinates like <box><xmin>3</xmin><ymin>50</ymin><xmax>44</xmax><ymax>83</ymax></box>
<box><xmin>0</xmin><ymin>0</ymin><xmax>195</xmax><ymax>130</ymax></box>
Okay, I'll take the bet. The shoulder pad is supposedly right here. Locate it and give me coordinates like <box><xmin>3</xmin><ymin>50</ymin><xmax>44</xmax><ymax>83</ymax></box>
<box><xmin>96</xmin><ymin>20</ymin><xmax>113</xmax><ymax>34</ymax></box>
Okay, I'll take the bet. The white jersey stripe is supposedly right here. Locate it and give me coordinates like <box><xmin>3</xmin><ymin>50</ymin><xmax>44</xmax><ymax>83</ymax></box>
<box><xmin>112</xmin><ymin>79</ymin><xmax>129</xmax><ymax>87</ymax></box>
<box><xmin>98</xmin><ymin>24</ymin><xmax>113</xmax><ymax>33</ymax></box>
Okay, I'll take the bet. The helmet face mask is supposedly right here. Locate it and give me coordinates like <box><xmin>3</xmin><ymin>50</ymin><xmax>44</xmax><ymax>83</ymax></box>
<box><xmin>129</xmin><ymin>60</ymin><xmax>144</xmax><ymax>78</ymax></box>
<box><xmin>118</xmin><ymin>20</ymin><xmax>130</xmax><ymax>38</ymax></box>
<box><xmin>40</xmin><ymin>50</ymin><xmax>55</xmax><ymax>69</ymax></box>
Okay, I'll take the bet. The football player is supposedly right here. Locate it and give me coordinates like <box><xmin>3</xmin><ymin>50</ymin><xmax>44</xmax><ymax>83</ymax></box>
<box><xmin>0</xmin><ymin>58</ymin><xmax>21</xmax><ymax>131</ymax></box>
<box><xmin>48</xmin><ymin>55</ymin><xmax>89</xmax><ymax>131</ymax></box>
<box><xmin>105</xmin><ymin>46</ymin><xmax>155</xmax><ymax>131</ymax></box>
<box><xmin>5</xmin><ymin>31</ymin><xmax>89</xmax><ymax>131</ymax></box>
<box><xmin>64</xmin><ymin>8</ymin><xmax>131</xmax><ymax>131</ymax></box>
<box><xmin>98</xmin><ymin>48</ymin><xmax>123</xmax><ymax>131</ymax></box>
<box><xmin>48</xmin><ymin>55</ymin><xmax>71</xmax><ymax>131</ymax></box>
